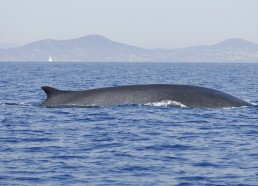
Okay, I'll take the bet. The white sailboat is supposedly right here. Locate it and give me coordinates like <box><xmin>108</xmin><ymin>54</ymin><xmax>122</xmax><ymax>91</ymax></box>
<box><xmin>48</xmin><ymin>56</ymin><xmax>53</xmax><ymax>62</ymax></box>
<box><xmin>129</xmin><ymin>55</ymin><xmax>133</xmax><ymax>63</ymax></box>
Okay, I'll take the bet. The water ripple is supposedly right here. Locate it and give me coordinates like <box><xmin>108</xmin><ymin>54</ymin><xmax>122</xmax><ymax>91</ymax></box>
<box><xmin>0</xmin><ymin>62</ymin><xmax>258</xmax><ymax>185</ymax></box>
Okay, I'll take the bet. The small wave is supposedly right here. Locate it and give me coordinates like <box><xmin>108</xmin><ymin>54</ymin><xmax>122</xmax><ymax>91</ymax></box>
<box><xmin>0</xmin><ymin>102</ymin><xmax>32</xmax><ymax>106</ymax></box>
<box><xmin>18</xmin><ymin>102</ymin><xmax>32</xmax><ymax>106</ymax></box>
<box><xmin>44</xmin><ymin>104</ymin><xmax>99</xmax><ymax>108</ymax></box>
<box><xmin>144</xmin><ymin>100</ymin><xmax>187</xmax><ymax>107</ymax></box>
<box><xmin>43</xmin><ymin>101</ymin><xmax>187</xmax><ymax>108</ymax></box>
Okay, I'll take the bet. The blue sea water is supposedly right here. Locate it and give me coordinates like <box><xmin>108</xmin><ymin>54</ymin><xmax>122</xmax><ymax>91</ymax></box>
<box><xmin>0</xmin><ymin>62</ymin><xmax>258</xmax><ymax>186</ymax></box>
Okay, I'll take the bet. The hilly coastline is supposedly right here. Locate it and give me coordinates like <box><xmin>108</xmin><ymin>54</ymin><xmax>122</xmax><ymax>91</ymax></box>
<box><xmin>1</xmin><ymin>35</ymin><xmax>258</xmax><ymax>62</ymax></box>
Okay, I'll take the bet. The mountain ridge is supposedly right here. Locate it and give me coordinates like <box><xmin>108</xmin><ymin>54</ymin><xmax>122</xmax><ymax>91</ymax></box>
<box><xmin>1</xmin><ymin>35</ymin><xmax>258</xmax><ymax>62</ymax></box>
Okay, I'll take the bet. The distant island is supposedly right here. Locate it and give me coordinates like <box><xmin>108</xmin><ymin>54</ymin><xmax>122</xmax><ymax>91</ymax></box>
<box><xmin>1</xmin><ymin>35</ymin><xmax>258</xmax><ymax>62</ymax></box>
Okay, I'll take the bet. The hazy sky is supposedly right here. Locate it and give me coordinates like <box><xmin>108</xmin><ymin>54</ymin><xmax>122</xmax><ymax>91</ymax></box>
<box><xmin>1</xmin><ymin>0</ymin><xmax>258</xmax><ymax>49</ymax></box>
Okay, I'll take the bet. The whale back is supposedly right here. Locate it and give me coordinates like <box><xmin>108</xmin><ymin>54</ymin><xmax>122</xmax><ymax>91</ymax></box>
<box><xmin>40</xmin><ymin>84</ymin><xmax>252</xmax><ymax>108</ymax></box>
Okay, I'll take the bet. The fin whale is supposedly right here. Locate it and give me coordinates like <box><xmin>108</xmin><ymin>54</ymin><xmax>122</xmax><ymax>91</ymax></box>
<box><xmin>40</xmin><ymin>84</ymin><xmax>252</xmax><ymax>108</ymax></box>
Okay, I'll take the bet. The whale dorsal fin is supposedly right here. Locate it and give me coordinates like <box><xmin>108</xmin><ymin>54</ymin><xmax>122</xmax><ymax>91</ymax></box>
<box><xmin>41</xmin><ymin>86</ymin><xmax>64</xmax><ymax>99</ymax></box>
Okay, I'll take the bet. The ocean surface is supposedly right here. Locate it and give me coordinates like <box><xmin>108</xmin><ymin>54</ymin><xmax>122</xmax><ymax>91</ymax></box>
<box><xmin>0</xmin><ymin>62</ymin><xmax>258</xmax><ymax>186</ymax></box>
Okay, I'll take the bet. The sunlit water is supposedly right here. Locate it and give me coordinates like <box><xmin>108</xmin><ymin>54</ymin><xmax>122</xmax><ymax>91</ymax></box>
<box><xmin>0</xmin><ymin>62</ymin><xmax>258</xmax><ymax>185</ymax></box>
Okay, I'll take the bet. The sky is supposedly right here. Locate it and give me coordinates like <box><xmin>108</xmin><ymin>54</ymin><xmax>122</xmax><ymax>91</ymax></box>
<box><xmin>0</xmin><ymin>0</ymin><xmax>258</xmax><ymax>49</ymax></box>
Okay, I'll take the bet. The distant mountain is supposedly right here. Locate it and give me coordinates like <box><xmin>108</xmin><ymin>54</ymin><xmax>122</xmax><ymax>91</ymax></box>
<box><xmin>212</xmin><ymin>38</ymin><xmax>258</xmax><ymax>50</ymax></box>
<box><xmin>0</xmin><ymin>35</ymin><xmax>258</xmax><ymax>62</ymax></box>
<box><xmin>172</xmin><ymin>38</ymin><xmax>258</xmax><ymax>62</ymax></box>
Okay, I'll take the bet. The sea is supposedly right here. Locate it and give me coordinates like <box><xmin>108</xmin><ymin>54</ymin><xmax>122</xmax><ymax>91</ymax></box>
<box><xmin>0</xmin><ymin>62</ymin><xmax>258</xmax><ymax>186</ymax></box>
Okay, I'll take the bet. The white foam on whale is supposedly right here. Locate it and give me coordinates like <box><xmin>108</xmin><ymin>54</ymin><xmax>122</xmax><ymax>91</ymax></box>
<box><xmin>144</xmin><ymin>100</ymin><xmax>187</xmax><ymax>107</ymax></box>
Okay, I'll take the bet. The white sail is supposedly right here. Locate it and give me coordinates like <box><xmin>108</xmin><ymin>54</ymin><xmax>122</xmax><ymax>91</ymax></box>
<box><xmin>48</xmin><ymin>56</ymin><xmax>53</xmax><ymax>62</ymax></box>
